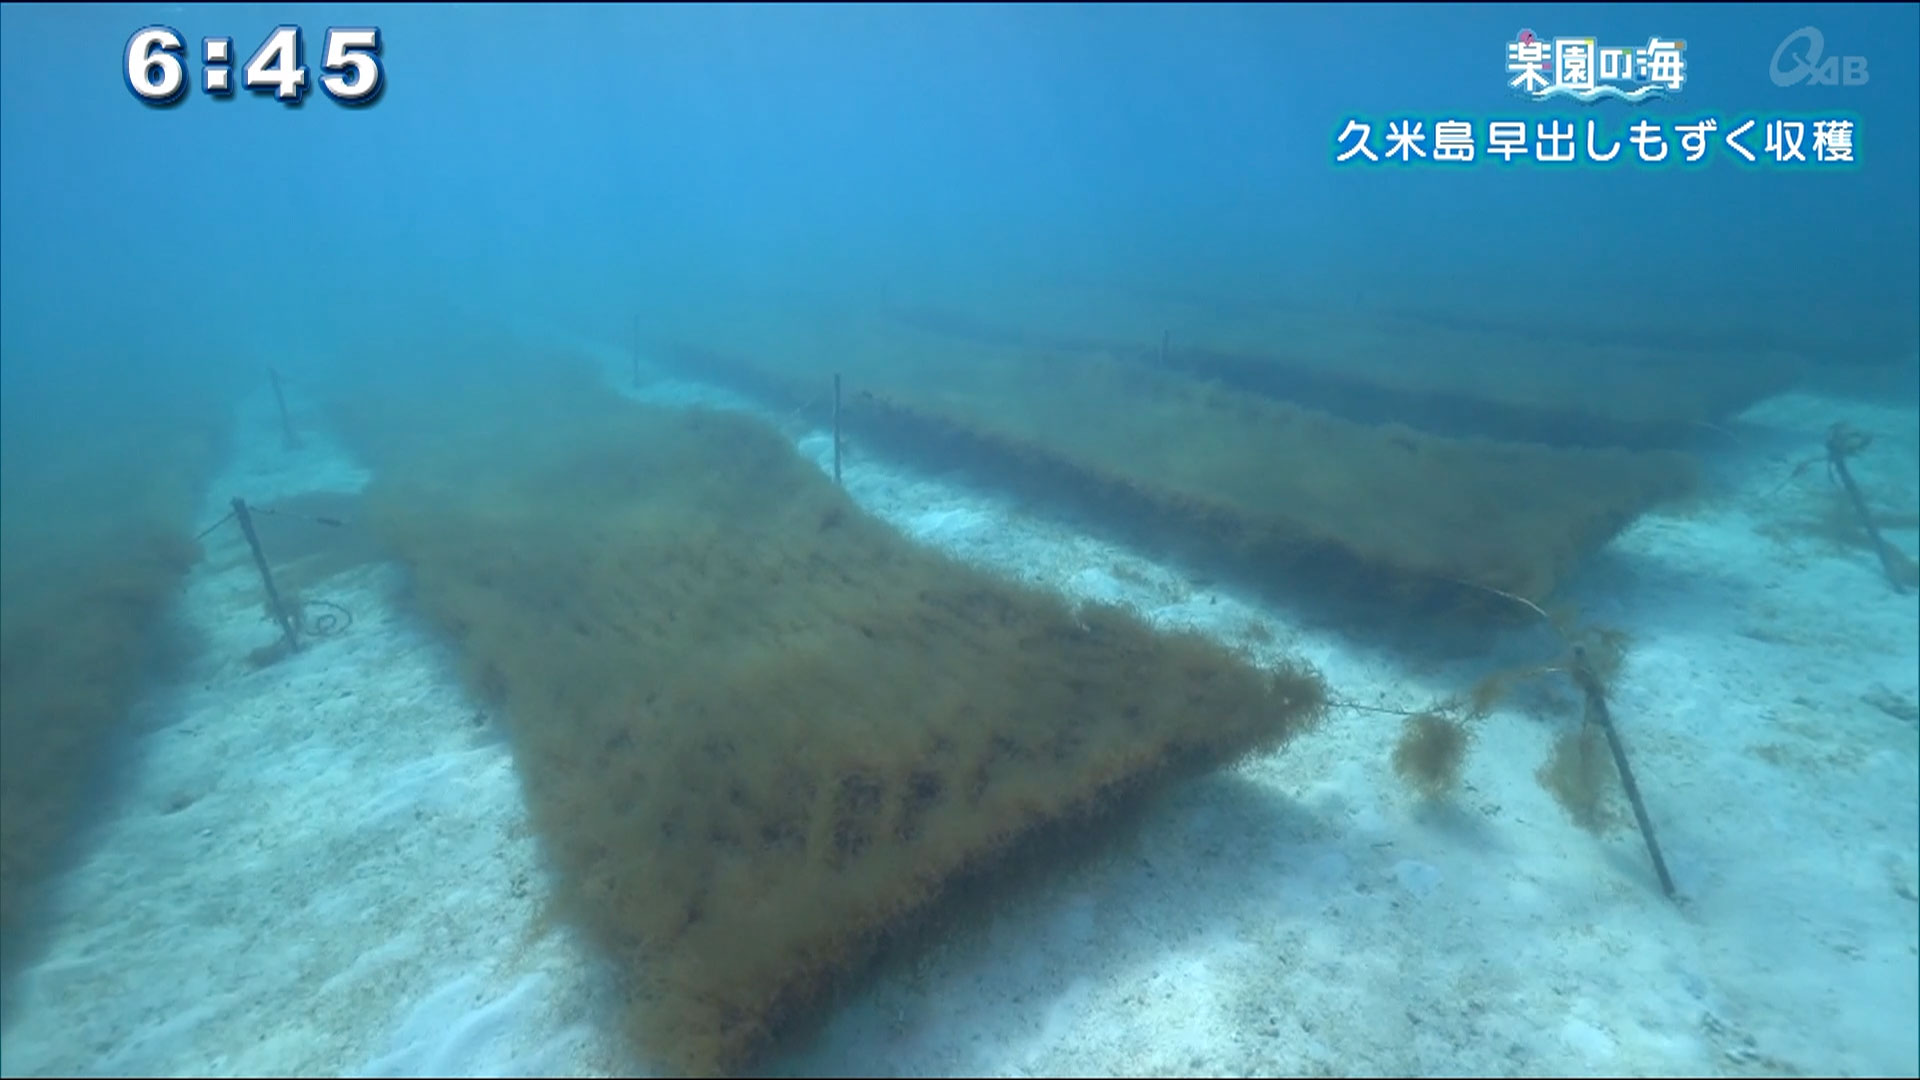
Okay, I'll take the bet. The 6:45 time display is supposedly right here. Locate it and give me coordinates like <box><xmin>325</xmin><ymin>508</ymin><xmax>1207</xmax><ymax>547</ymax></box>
<box><xmin>125</xmin><ymin>26</ymin><xmax>384</xmax><ymax>107</ymax></box>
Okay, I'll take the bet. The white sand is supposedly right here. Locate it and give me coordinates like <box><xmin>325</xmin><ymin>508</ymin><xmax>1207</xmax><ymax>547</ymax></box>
<box><xmin>2</xmin><ymin>341</ymin><xmax>1914</xmax><ymax>1078</ymax></box>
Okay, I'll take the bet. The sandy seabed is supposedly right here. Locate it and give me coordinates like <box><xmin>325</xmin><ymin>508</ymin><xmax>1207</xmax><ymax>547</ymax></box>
<box><xmin>2</xmin><ymin>337</ymin><xmax>1915</xmax><ymax>1078</ymax></box>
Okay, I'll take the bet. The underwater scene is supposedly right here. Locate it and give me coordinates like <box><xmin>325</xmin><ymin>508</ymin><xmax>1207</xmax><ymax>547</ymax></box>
<box><xmin>1</xmin><ymin>3</ymin><xmax>1916</xmax><ymax>1077</ymax></box>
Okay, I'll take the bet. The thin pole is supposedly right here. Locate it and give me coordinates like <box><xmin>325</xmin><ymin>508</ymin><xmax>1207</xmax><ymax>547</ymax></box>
<box><xmin>1573</xmin><ymin>649</ymin><xmax>1673</xmax><ymax>898</ymax></box>
<box><xmin>1828</xmin><ymin>427</ymin><xmax>1907</xmax><ymax>594</ymax></box>
<box><xmin>269</xmin><ymin>369</ymin><xmax>299</xmax><ymax>449</ymax></box>
<box><xmin>232</xmin><ymin>497</ymin><xmax>299</xmax><ymax>653</ymax></box>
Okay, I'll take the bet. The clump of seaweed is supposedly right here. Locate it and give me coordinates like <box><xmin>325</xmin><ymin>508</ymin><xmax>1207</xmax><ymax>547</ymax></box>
<box><xmin>1536</xmin><ymin>719</ymin><xmax>1619</xmax><ymax>832</ymax></box>
<box><xmin>1391</xmin><ymin>711</ymin><xmax>1472</xmax><ymax>799</ymax></box>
